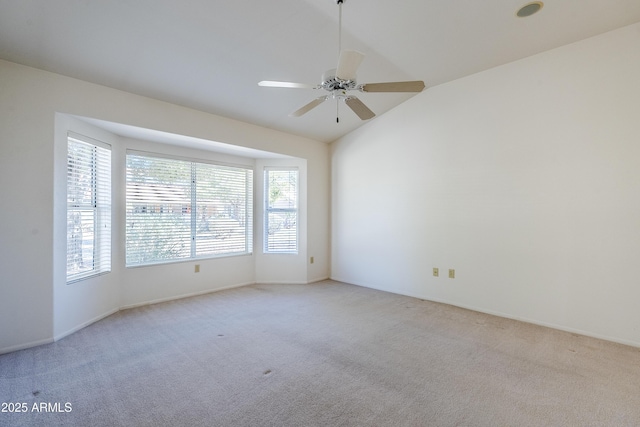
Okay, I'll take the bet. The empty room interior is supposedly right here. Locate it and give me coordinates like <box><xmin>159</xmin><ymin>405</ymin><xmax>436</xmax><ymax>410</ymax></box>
<box><xmin>1</xmin><ymin>0</ymin><xmax>640</xmax><ymax>425</ymax></box>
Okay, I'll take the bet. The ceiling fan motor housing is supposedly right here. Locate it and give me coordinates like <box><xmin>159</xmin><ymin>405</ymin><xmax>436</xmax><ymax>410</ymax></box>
<box><xmin>321</xmin><ymin>69</ymin><xmax>357</xmax><ymax>92</ymax></box>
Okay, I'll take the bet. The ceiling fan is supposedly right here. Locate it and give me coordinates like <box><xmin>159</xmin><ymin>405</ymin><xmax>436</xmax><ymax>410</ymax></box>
<box><xmin>258</xmin><ymin>0</ymin><xmax>425</xmax><ymax>122</ymax></box>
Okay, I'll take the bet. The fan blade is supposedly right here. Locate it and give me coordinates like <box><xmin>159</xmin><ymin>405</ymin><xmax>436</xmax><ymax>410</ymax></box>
<box><xmin>290</xmin><ymin>96</ymin><xmax>328</xmax><ymax>117</ymax></box>
<box><xmin>360</xmin><ymin>81</ymin><xmax>426</xmax><ymax>93</ymax></box>
<box><xmin>336</xmin><ymin>50</ymin><xmax>365</xmax><ymax>81</ymax></box>
<box><xmin>259</xmin><ymin>81</ymin><xmax>317</xmax><ymax>89</ymax></box>
<box><xmin>345</xmin><ymin>96</ymin><xmax>375</xmax><ymax>120</ymax></box>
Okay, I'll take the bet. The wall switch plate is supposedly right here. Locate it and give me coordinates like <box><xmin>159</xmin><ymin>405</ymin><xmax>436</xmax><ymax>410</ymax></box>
<box><xmin>433</xmin><ymin>268</ymin><xmax>439</xmax><ymax>277</ymax></box>
<box><xmin>195</xmin><ymin>264</ymin><xmax>200</xmax><ymax>273</ymax></box>
<box><xmin>449</xmin><ymin>269</ymin><xmax>455</xmax><ymax>279</ymax></box>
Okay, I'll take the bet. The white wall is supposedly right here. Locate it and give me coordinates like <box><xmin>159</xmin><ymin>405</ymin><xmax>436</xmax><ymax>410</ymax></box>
<box><xmin>331</xmin><ymin>23</ymin><xmax>640</xmax><ymax>347</ymax></box>
<box><xmin>0</xmin><ymin>59</ymin><xmax>330</xmax><ymax>354</ymax></box>
<box><xmin>53</xmin><ymin>115</ymin><xmax>123</xmax><ymax>341</ymax></box>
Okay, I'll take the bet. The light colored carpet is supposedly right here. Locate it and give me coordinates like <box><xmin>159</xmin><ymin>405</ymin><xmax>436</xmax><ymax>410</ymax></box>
<box><xmin>1</xmin><ymin>280</ymin><xmax>639</xmax><ymax>426</ymax></box>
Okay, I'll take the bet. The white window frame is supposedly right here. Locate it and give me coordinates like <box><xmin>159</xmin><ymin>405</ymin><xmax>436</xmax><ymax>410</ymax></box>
<box><xmin>125</xmin><ymin>151</ymin><xmax>253</xmax><ymax>267</ymax></box>
<box><xmin>66</xmin><ymin>133</ymin><xmax>111</xmax><ymax>284</ymax></box>
<box><xmin>264</xmin><ymin>167</ymin><xmax>298</xmax><ymax>253</ymax></box>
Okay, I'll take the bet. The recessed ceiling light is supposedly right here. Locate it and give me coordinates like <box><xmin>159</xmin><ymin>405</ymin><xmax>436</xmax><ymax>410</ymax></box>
<box><xmin>517</xmin><ymin>1</ymin><xmax>544</xmax><ymax>18</ymax></box>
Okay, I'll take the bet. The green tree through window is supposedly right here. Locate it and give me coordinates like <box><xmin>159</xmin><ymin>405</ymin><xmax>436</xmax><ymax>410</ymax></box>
<box><xmin>126</xmin><ymin>153</ymin><xmax>253</xmax><ymax>266</ymax></box>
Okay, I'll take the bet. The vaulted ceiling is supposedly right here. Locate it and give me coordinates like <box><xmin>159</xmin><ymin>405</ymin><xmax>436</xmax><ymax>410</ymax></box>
<box><xmin>2</xmin><ymin>0</ymin><xmax>640</xmax><ymax>143</ymax></box>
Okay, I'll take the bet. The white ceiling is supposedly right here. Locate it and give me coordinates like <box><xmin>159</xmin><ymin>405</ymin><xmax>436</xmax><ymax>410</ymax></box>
<box><xmin>2</xmin><ymin>0</ymin><xmax>640</xmax><ymax>143</ymax></box>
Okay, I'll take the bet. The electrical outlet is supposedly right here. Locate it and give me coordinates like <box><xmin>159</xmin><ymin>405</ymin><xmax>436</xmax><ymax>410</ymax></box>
<box><xmin>433</xmin><ymin>268</ymin><xmax>439</xmax><ymax>277</ymax></box>
<box><xmin>310</xmin><ymin>256</ymin><xmax>314</xmax><ymax>264</ymax></box>
<box><xmin>195</xmin><ymin>264</ymin><xmax>200</xmax><ymax>273</ymax></box>
<box><xmin>449</xmin><ymin>269</ymin><xmax>455</xmax><ymax>279</ymax></box>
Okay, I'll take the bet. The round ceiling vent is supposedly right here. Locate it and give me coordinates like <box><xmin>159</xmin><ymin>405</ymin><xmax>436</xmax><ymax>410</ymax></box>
<box><xmin>517</xmin><ymin>2</ymin><xmax>544</xmax><ymax>18</ymax></box>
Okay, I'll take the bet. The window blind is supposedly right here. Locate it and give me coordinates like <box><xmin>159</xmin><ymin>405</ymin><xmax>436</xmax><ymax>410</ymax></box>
<box><xmin>66</xmin><ymin>135</ymin><xmax>111</xmax><ymax>283</ymax></box>
<box><xmin>195</xmin><ymin>162</ymin><xmax>253</xmax><ymax>257</ymax></box>
<box><xmin>264</xmin><ymin>168</ymin><xmax>298</xmax><ymax>253</ymax></box>
<box><xmin>126</xmin><ymin>152</ymin><xmax>253</xmax><ymax>266</ymax></box>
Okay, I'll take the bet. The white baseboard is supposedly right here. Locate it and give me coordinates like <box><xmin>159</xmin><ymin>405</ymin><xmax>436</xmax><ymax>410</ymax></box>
<box><xmin>53</xmin><ymin>308</ymin><xmax>120</xmax><ymax>342</ymax></box>
<box><xmin>253</xmin><ymin>277</ymin><xmax>330</xmax><ymax>285</ymax></box>
<box><xmin>254</xmin><ymin>280</ymin><xmax>309</xmax><ymax>285</ymax></box>
<box><xmin>2</xmin><ymin>282</ymin><xmax>258</xmax><ymax>354</ymax></box>
<box><xmin>330</xmin><ymin>276</ymin><xmax>640</xmax><ymax>350</ymax></box>
<box><xmin>307</xmin><ymin>276</ymin><xmax>331</xmax><ymax>284</ymax></box>
<box><xmin>120</xmin><ymin>281</ymin><xmax>256</xmax><ymax>310</ymax></box>
<box><xmin>0</xmin><ymin>337</ymin><xmax>54</xmax><ymax>355</ymax></box>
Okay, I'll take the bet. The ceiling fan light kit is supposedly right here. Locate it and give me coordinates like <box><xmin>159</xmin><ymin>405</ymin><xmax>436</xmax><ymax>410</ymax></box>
<box><xmin>258</xmin><ymin>0</ymin><xmax>426</xmax><ymax>122</ymax></box>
